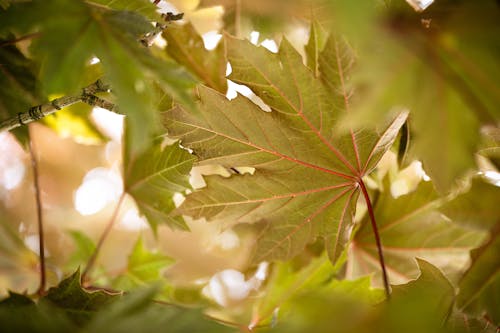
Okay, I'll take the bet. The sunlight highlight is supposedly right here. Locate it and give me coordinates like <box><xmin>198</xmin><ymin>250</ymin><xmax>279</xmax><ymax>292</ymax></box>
<box><xmin>74</xmin><ymin>167</ymin><xmax>123</xmax><ymax>215</ymax></box>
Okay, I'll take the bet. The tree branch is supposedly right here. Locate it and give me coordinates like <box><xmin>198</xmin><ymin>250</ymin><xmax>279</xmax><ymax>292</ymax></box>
<box><xmin>0</xmin><ymin>79</ymin><xmax>117</xmax><ymax>132</ymax></box>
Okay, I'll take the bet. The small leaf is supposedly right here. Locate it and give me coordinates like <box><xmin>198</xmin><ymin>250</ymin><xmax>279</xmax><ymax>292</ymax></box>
<box><xmin>124</xmin><ymin>140</ymin><xmax>195</xmax><ymax>231</ymax></box>
<box><xmin>164</xmin><ymin>23</ymin><xmax>227</xmax><ymax>92</ymax></box>
<box><xmin>113</xmin><ymin>236</ymin><xmax>173</xmax><ymax>289</ymax></box>
<box><xmin>66</xmin><ymin>231</ymin><xmax>97</xmax><ymax>272</ymax></box>
<box><xmin>42</xmin><ymin>269</ymin><xmax>119</xmax><ymax>325</ymax></box>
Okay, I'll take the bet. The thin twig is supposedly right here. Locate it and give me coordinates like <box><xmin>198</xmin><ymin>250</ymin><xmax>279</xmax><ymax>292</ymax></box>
<box><xmin>0</xmin><ymin>32</ymin><xmax>41</xmax><ymax>47</ymax></box>
<box><xmin>359</xmin><ymin>179</ymin><xmax>391</xmax><ymax>299</ymax></box>
<box><xmin>29</xmin><ymin>126</ymin><xmax>46</xmax><ymax>296</ymax></box>
<box><xmin>81</xmin><ymin>192</ymin><xmax>126</xmax><ymax>285</ymax></box>
<box><xmin>0</xmin><ymin>79</ymin><xmax>116</xmax><ymax>132</ymax></box>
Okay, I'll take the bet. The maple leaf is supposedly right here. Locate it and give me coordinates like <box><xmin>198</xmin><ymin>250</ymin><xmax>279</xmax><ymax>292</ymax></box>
<box><xmin>163</xmin><ymin>32</ymin><xmax>407</xmax><ymax>266</ymax></box>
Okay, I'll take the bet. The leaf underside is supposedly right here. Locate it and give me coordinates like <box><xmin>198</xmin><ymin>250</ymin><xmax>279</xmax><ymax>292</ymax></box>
<box><xmin>163</xmin><ymin>34</ymin><xmax>408</xmax><ymax>265</ymax></box>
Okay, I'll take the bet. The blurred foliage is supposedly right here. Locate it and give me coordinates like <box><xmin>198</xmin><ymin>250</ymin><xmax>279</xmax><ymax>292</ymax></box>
<box><xmin>0</xmin><ymin>0</ymin><xmax>499</xmax><ymax>332</ymax></box>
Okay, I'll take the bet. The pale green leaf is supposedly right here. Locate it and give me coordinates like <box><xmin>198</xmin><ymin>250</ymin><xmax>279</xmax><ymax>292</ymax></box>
<box><xmin>350</xmin><ymin>181</ymin><xmax>485</xmax><ymax>285</ymax></box>
<box><xmin>272</xmin><ymin>275</ymin><xmax>384</xmax><ymax>333</ymax></box>
<box><xmin>457</xmin><ymin>228</ymin><xmax>500</xmax><ymax>326</ymax></box>
<box><xmin>439</xmin><ymin>177</ymin><xmax>500</xmax><ymax>230</ymax></box>
<box><xmin>66</xmin><ymin>231</ymin><xmax>96</xmax><ymax>272</ymax></box>
<box><xmin>113</xmin><ymin>237</ymin><xmax>173</xmax><ymax>289</ymax></box>
<box><xmin>124</xmin><ymin>140</ymin><xmax>195</xmax><ymax>231</ymax></box>
<box><xmin>163</xmin><ymin>35</ymin><xmax>407</xmax><ymax>265</ymax></box>
<box><xmin>254</xmin><ymin>253</ymin><xmax>344</xmax><ymax>324</ymax></box>
<box><xmin>164</xmin><ymin>23</ymin><xmax>227</xmax><ymax>92</ymax></box>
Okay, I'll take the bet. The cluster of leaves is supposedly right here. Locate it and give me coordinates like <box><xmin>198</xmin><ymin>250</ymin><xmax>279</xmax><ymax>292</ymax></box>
<box><xmin>0</xmin><ymin>270</ymin><xmax>232</xmax><ymax>333</ymax></box>
<box><xmin>0</xmin><ymin>0</ymin><xmax>498</xmax><ymax>332</ymax></box>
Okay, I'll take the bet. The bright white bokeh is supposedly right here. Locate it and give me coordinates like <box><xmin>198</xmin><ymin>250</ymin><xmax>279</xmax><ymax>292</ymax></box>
<box><xmin>484</xmin><ymin>170</ymin><xmax>500</xmax><ymax>186</ymax></box>
<box><xmin>74</xmin><ymin>167</ymin><xmax>123</xmax><ymax>215</ymax></box>
<box><xmin>0</xmin><ymin>132</ymin><xmax>26</xmax><ymax>196</ymax></box>
<box><xmin>203</xmin><ymin>262</ymin><xmax>268</xmax><ymax>306</ymax></box>
<box><xmin>118</xmin><ymin>207</ymin><xmax>149</xmax><ymax>230</ymax></box>
<box><xmin>91</xmin><ymin>107</ymin><xmax>124</xmax><ymax>142</ymax></box>
<box><xmin>202</xmin><ymin>31</ymin><xmax>222</xmax><ymax>50</ymax></box>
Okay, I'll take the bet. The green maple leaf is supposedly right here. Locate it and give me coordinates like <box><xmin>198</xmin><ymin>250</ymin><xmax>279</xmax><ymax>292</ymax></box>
<box><xmin>350</xmin><ymin>180</ymin><xmax>485</xmax><ymax>285</ymax></box>
<box><xmin>124</xmin><ymin>138</ymin><xmax>195</xmax><ymax>231</ymax></box>
<box><xmin>163</xmin><ymin>33</ymin><xmax>408</xmax><ymax>265</ymax></box>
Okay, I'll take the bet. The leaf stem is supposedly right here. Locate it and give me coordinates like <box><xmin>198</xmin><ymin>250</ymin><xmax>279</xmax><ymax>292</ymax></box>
<box><xmin>358</xmin><ymin>179</ymin><xmax>391</xmax><ymax>299</ymax></box>
<box><xmin>29</xmin><ymin>127</ymin><xmax>46</xmax><ymax>296</ymax></box>
<box><xmin>81</xmin><ymin>192</ymin><xmax>126</xmax><ymax>285</ymax></box>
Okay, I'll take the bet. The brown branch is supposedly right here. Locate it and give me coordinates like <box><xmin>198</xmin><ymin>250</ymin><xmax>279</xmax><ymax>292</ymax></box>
<box><xmin>29</xmin><ymin>127</ymin><xmax>46</xmax><ymax>296</ymax></box>
<box><xmin>359</xmin><ymin>179</ymin><xmax>391</xmax><ymax>299</ymax></box>
<box><xmin>0</xmin><ymin>32</ymin><xmax>41</xmax><ymax>47</ymax></box>
<box><xmin>0</xmin><ymin>79</ymin><xmax>116</xmax><ymax>132</ymax></box>
<box><xmin>81</xmin><ymin>192</ymin><xmax>126</xmax><ymax>285</ymax></box>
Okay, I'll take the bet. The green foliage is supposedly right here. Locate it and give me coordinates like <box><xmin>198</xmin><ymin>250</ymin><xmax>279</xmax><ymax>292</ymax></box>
<box><xmin>0</xmin><ymin>0</ymin><xmax>195</xmax><ymax>155</ymax></box>
<box><xmin>341</xmin><ymin>0</ymin><xmax>500</xmax><ymax>193</ymax></box>
<box><xmin>0</xmin><ymin>272</ymin><xmax>234</xmax><ymax>333</ymax></box>
<box><xmin>0</xmin><ymin>1</ymin><xmax>498</xmax><ymax>332</ymax></box>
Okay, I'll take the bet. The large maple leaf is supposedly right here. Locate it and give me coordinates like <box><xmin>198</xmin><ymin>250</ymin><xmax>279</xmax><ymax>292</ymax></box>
<box><xmin>163</xmin><ymin>33</ymin><xmax>407</xmax><ymax>266</ymax></box>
